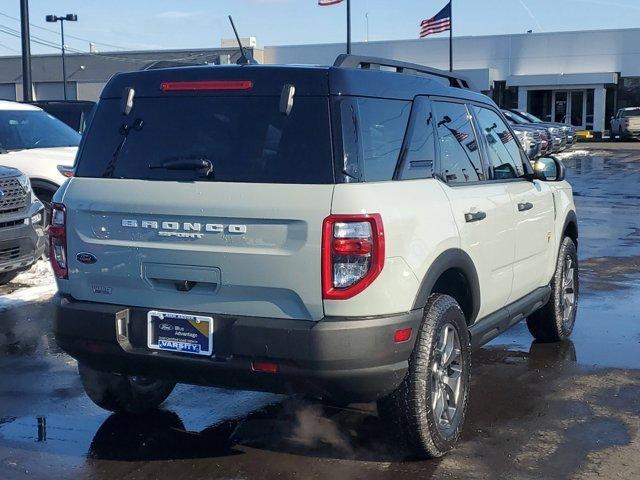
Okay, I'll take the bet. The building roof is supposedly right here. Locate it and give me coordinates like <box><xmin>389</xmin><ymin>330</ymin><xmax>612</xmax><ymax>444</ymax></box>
<box><xmin>0</xmin><ymin>47</ymin><xmax>260</xmax><ymax>84</ymax></box>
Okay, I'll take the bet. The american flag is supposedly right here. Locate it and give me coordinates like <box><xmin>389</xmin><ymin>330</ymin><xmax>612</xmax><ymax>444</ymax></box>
<box><xmin>318</xmin><ymin>0</ymin><xmax>344</xmax><ymax>5</ymax></box>
<box><xmin>498</xmin><ymin>131</ymin><xmax>514</xmax><ymax>144</ymax></box>
<box><xmin>419</xmin><ymin>2</ymin><xmax>452</xmax><ymax>38</ymax></box>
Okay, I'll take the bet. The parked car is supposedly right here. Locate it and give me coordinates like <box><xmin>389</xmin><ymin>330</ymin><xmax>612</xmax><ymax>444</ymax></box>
<box><xmin>28</xmin><ymin>100</ymin><xmax>96</xmax><ymax>135</ymax></box>
<box><xmin>0</xmin><ymin>165</ymin><xmax>46</xmax><ymax>285</ymax></box>
<box><xmin>610</xmin><ymin>107</ymin><xmax>640</xmax><ymax>140</ymax></box>
<box><xmin>512</xmin><ymin>126</ymin><xmax>540</xmax><ymax>160</ymax></box>
<box><xmin>506</xmin><ymin>109</ymin><xmax>577</xmax><ymax>148</ymax></box>
<box><xmin>0</xmin><ymin>101</ymin><xmax>80</xmax><ymax>215</ymax></box>
<box><xmin>502</xmin><ymin>109</ymin><xmax>565</xmax><ymax>153</ymax></box>
<box><xmin>52</xmin><ymin>55</ymin><xmax>579</xmax><ymax>459</ymax></box>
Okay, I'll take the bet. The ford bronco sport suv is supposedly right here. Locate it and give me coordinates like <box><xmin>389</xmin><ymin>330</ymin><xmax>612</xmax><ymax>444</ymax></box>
<box><xmin>0</xmin><ymin>165</ymin><xmax>45</xmax><ymax>284</ymax></box>
<box><xmin>52</xmin><ymin>55</ymin><xmax>579</xmax><ymax>458</ymax></box>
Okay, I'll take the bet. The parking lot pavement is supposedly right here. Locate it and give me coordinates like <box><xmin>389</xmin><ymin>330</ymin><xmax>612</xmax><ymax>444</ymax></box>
<box><xmin>1</xmin><ymin>143</ymin><xmax>639</xmax><ymax>480</ymax></box>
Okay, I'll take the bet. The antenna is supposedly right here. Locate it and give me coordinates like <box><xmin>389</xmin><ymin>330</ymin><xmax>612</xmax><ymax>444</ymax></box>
<box><xmin>228</xmin><ymin>15</ymin><xmax>255</xmax><ymax>65</ymax></box>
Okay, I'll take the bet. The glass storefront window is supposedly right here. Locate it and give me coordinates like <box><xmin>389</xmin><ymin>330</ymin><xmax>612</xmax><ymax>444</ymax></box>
<box><xmin>617</xmin><ymin>77</ymin><xmax>640</xmax><ymax>109</ymax></box>
<box><xmin>491</xmin><ymin>81</ymin><xmax>519</xmax><ymax>109</ymax></box>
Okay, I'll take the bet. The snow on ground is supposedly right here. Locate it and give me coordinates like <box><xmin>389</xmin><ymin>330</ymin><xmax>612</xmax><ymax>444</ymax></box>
<box><xmin>555</xmin><ymin>149</ymin><xmax>593</xmax><ymax>160</ymax></box>
<box><xmin>0</xmin><ymin>260</ymin><xmax>57</xmax><ymax>311</ymax></box>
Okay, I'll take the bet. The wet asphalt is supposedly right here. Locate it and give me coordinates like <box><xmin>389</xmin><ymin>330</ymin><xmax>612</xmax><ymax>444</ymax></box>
<box><xmin>1</xmin><ymin>143</ymin><xmax>639</xmax><ymax>480</ymax></box>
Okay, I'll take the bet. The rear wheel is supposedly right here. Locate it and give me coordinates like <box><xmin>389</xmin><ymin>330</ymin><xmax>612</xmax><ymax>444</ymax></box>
<box><xmin>0</xmin><ymin>271</ymin><xmax>19</xmax><ymax>286</ymax></box>
<box><xmin>378</xmin><ymin>294</ymin><xmax>471</xmax><ymax>458</ymax></box>
<box><xmin>527</xmin><ymin>237</ymin><xmax>578</xmax><ymax>342</ymax></box>
<box><xmin>79</xmin><ymin>363</ymin><xmax>175</xmax><ymax>414</ymax></box>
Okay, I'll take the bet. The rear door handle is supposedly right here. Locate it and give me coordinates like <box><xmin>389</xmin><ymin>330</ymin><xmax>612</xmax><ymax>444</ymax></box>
<box><xmin>518</xmin><ymin>202</ymin><xmax>534</xmax><ymax>212</ymax></box>
<box><xmin>464</xmin><ymin>211</ymin><xmax>487</xmax><ymax>223</ymax></box>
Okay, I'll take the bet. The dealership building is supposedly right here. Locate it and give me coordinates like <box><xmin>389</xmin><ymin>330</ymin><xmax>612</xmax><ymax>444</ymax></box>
<box><xmin>1</xmin><ymin>27</ymin><xmax>640</xmax><ymax>137</ymax></box>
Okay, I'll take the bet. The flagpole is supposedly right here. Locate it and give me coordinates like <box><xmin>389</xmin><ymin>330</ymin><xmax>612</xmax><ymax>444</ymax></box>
<box><xmin>449</xmin><ymin>0</ymin><xmax>453</xmax><ymax>72</ymax></box>
<box><xmin>347</xmin><ymin>0</ymin><xmax>352</xmax><ymax>54</ymax></box>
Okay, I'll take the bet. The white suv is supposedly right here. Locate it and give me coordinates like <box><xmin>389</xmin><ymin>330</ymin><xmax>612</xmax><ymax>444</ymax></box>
<box><xmin>0</xmin><ymin>101</ymin><xmax>80</xmax><ymax>212</ymax></box>
<box><xmin>52</xmin><ymin>55</ymin><xmax>579</xmax><ymax>459</ymax></box>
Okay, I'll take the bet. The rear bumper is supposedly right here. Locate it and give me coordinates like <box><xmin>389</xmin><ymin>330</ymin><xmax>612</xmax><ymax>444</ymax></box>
<box><xmin>0</xmin><ymin>203</ymin><xmax>46</xmax><ymax>274</ymax></box>
<box><xmin>54</xmin><ymin>294</ymin><xmax>422</xmax><ymax>402</ymax></box>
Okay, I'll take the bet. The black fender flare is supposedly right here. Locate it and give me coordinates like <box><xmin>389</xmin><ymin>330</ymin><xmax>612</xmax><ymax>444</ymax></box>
<box><xmin>412</xmin><ymin>248</ymin><xmax>481</xmax><ymax>324</ymax></box>
<box><xmin>561</xmin><ymin>210</ymin><xmax>578</xmax><ymax>242</ymax></box>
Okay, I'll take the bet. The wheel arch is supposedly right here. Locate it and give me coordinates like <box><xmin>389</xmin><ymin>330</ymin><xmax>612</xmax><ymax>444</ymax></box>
<box><xmin>30</xmin><ymin>178</ymin><xmax>60</xmax><ymax>198</ymax></box>
<box><xmin>412</xmin><ymin>249</ymin><xmax>481</xmax><ymax>325</ymax></box>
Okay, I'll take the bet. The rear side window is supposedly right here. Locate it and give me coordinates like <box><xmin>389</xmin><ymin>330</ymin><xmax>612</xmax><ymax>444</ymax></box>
<box><xmin>75</xmin><ymin>96</ymin><xmax>334</xmax><ymax>184</ymax></box>
<box><xmin>472</xmin><ymin>106</ymin><xmax>525</xmax><ymax>180</ymax></box>
<box><xmin>433</xmin><ymin>101</ymin><xmax>484</xmax><ymax>184</ymax></box>
<box><xmin>337</xmin><ymin>97</ymin><xmax>411</xmax><ymax>182</ymax></box>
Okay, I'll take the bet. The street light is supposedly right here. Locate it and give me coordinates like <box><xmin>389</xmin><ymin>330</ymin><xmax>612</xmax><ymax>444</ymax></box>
<box><xmin>45</xmin><ymin>13</ymin><xmax>77</xmax><ymax>100</ymax></box>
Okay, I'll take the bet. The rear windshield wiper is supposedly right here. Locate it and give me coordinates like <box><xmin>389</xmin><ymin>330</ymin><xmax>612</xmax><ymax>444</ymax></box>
<box><xmin>149</xmin><ymin>157</ymin><xmax>214</xmax><ymax>177</ymax></box>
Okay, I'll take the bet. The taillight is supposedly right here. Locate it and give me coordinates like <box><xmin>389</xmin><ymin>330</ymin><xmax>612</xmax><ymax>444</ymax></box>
<box><xmin>49</xmin><ymin>203</ymin><xmax>68</xmax><ymax>279</ymax></box>
<box><xmin>322</xmin><ymin>214</ymin><xmax>384</xmax><ymax>300</ymax></box>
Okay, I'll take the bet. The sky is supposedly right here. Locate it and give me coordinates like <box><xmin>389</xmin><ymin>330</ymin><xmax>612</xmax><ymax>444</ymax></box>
<box><xmin>0</xmin><ymin>0</ymin><xmax>639</xmax><ymax>56</ymax></box>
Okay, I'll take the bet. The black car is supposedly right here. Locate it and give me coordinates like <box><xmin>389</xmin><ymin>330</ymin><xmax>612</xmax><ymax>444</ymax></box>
<box><xmin>0</xmin><ymin>165</ymin><xmax>46</xmax><ymax>285</ymax></box>
<box><xmin>28</xmin><ymin>100</ymin><xmax>96</xmax><ymax>134</ymax></box>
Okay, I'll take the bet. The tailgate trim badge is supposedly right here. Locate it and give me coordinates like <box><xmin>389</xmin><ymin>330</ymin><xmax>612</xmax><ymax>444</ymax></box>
<box><xmin>77</xmin><ymin>252</ymin><xmax>98</xmax><ymax>264</ymax></box>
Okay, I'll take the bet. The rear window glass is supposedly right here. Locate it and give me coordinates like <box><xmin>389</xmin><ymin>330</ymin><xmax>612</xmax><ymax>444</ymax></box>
<box><xmin>622</xmin><ymin>109</ymin><xmax>640</xmax><ymax>117</ymax></box>
<box><xmin>75</xmin><ymin>96</ymin><xmax>334</xmax><ymax>184</ymax></box>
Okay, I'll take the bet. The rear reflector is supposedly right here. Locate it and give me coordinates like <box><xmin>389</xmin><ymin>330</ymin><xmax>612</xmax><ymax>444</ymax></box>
<box><xmin>394</xmin><ymin>328</ymin><xmax>412</xmax><ymax>343</ymax></box>
<box><xmin>251</xmin><ymin>361</ymin><xmax>279</xmax><ymax>374</ymax></box>
<box><xmin>160</xmin><ymin>80</ymin><xmax>253</xmax><ymax>92</ymax></box>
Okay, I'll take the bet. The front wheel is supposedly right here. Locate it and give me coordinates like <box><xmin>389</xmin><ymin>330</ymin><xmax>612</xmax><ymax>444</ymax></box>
<box><xmin>378</xmin><ymin>294</ymin><xmax>471</xmax><ymax>458</ymax></box>
<box><xmin>527</xmin><ymin>236</ymin><xmax>579</xmax><ymax>342</ymax></box>
<box><xmin>79</xmin><ymin>363</ymin><xmax>175</xmax><ymax>414</ymax></box>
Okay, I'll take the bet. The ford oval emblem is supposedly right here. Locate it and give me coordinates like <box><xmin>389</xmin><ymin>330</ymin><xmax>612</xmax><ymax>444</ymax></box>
<box><xmin>159</xmin><ymin>323</ymin><xmax>173</xmax><ymax>332</ymax></box>
<box><xmin>76</xmin><ymin>252</ymin><xmax>98</xmax><ymax>264</ymax></box>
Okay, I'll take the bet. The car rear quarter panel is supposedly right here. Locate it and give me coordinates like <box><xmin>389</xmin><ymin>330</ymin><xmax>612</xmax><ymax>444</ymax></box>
<box><xmin>325</xmin><ymin>178</ymin><xmax>459</xmax><ymax>317</ymax></box>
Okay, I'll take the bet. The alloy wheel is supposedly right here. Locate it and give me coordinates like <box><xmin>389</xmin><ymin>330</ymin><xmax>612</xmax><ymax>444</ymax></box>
<box><xmin>430</xmin><ymin>323</ymin><xmax>463</xmax><ymax>432</ymax></box>
<box><xmin>561</xmin><ymin>255</ymin><xmax>577</xmax><ymax>328</ymax></box>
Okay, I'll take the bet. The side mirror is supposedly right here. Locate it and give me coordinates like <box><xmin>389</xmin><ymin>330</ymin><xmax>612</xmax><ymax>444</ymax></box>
<box><xmin>533</xmin><ymin>156</ymin><xmax>565</xmax><ymax>182</ymax></box>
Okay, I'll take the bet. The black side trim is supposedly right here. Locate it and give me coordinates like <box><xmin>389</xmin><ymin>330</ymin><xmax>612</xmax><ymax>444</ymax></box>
<box><xmin>412</xmin><ymin>248</ymin><xmax>481</xmax><ymax>322</ymax></box>
<box><xmin>468</xmin><ymin>285</ymin><xmax>551</xmax><ymax>350</ymax></box>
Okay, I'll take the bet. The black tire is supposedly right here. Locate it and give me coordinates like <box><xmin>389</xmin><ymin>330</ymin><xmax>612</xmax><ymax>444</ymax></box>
<box><xmin>526</xmin><ymin>237</ymin><xmax>579</xmax><ymax>342</ymax></box>
<box><xmin>79</xmin><ymin>363</ymin><xmax>175</xmax><ymax>414</ymax></box>
<box><xmin>0</xmin><ymin>271</ymin><xmax>19</xmax><ymax>286</ymax></box>
<box><xmin>377</xmin><ymin>294</ymin><xmax>471</xmax><ymax>459</ymax></box>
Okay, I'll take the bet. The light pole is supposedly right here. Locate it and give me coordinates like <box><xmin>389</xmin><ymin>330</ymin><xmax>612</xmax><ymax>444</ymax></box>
<box><xmin>20</xmin><ymin>0</ymin><xmax>33</xmax><ymax>102</ymax></box>
<box><xmin>45</xmin><ymin>14</ymin><xmax>77</xmax><ymax>100</ymax></box>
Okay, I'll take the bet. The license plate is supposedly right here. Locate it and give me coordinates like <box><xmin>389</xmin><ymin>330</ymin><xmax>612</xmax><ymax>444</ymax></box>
<box><xmin>147</xmin><ymin>310</ymin><xmax>213</xmax><ymax>356</ymax></box>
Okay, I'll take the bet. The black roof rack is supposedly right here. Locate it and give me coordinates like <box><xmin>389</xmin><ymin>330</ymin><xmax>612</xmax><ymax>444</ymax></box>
<box><xmin>333</xmin><ymin>54</ymin><xmax>471</xmax><ymax>90</ymax></box>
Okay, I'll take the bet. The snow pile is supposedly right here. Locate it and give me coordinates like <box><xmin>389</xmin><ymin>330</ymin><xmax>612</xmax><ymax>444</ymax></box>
<box><xmin>555</xmin><ymin>149</ymin><xmax>592</xmax><ymax>160</ymax></box>
<box><xmin>0</xmin><ymin>260</ymin><xmax>57</xmax><ymax>310</ymax></box>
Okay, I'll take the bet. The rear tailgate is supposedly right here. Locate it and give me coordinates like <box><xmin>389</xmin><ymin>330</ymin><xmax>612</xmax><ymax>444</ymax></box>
<box><xmin>58</xmin><ymin>68</ymin><xmax>335</xmax><ymax>321</ymax></box>
<box><xmin>61</xmin><ymin>179</ymin><xmax>332</xmax><ymax>320</ymax></box>
<box><xmin>627</xmin><ymin>116</ymin><xmax>640</xmax><ymax>132</ymax></box>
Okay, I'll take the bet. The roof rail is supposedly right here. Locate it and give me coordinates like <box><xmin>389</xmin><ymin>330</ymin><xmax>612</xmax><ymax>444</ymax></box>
<box><xmin>333</xmin><ymin>54</ymin><xmax>471</xmax><ymax>89</ymax></box>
